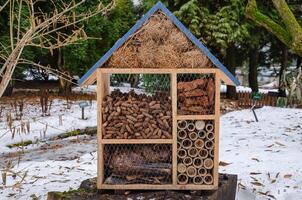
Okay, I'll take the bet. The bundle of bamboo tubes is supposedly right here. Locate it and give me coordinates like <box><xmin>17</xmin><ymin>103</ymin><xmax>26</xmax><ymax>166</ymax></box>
<box><xmin>177</xmin><ymin>120</ymin><xmax>215</xmax><ymax>185</ymax></box>
<box><xmin>177</xmin><ymin>77</ymin><xmax>215</xmax><ymax>115</ymax></box>
<box><xmin>102</xmin><ymin>89</ymin><xmax>172</xmax><ymax>139</ymax></box>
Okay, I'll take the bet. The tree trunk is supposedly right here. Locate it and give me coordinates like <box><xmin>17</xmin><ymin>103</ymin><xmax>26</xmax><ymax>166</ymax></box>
<box><xmin>279</xmin><ymin>44</ymin><xmax>288</xmax><ymax>96</ymax></box>
<box><xmin>226</xmin><ymin>45</ymin><xmax>237</xmax><ymax>99</ymax></box>
<box><xmin>57</xmin><ymin>48</ymin><xmax>72</xmax><ymax>94</ymax></box>
<box><xmin>248</xmin><ymin>46</ymin><xmax>259</xmax><ymax>92</ymax></box>
<box><xmin>297</xmin><ymin>56</ymin><xmax>301</xmax><ymax>69</ymax></box>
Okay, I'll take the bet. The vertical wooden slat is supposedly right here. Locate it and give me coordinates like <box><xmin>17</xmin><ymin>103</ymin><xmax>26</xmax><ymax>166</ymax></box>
<box><xmin>213</xmin><ymin>71</ymin><xmax>221</xmax><ymax>188</ymax></box>
<box><xmin>171</xmin><ymin>72</ymin><xmax>178</xmax><ymax>185</ymax></box>
<box><xmin>97</xmin><ymin>69</ymin><xmax>109</xmax><ymax>189</ymax></box>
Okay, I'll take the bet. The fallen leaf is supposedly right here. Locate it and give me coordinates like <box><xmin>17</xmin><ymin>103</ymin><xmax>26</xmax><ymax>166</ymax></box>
<box><xmin>284</xmin><ymin>174</ymin><xmax>292</xmax><ymax>178</ymax></box>
<box><xmin>251</xmin><ymin>181</ymin><xmax>264</xmax><ymax>187</ymax></box>
<box><xmin>275</xmin><ymin>172</ymin><xmax>280</xmax><ymax>178</ymax></box>
<box><xmin>267</xmin><ymin>144</ymin><xmax>274</xmax><ymax>148</ymax></box>
<box><xmin>251</xmin><ymin>157</ymin><xmax>260</xmax><ymax>162</ymax></box>
<box><xmin>275</xmin><ymin>141</ymin><xmax>286</xmax><ymax>146</ymax></box>
<box><xmin>219</xmin><ymin>161</ymin><xmax>232</xmax><ymax>166</ymax></box>
<box><xmin>250</xmin><ymin>172</ymin><xmax>262</xmax><ymax>175</ymax></box>
<box><xmin>271</xmin><ymin>179</ymin><xmax>276</xmax><ymax>183</ymax></box>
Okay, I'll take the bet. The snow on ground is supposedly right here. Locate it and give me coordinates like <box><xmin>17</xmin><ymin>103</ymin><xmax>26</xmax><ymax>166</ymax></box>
<box><xmin>0</xmin><ymin>99</ymin><xmax>97</xmax><ymax>154</ymax></box>
<box><xmin>1</xmin><ymin>103</ymin><xmax>302</xmax><ymax>199</ymax></box>
<box><xmin>220</xmin><ymin>107</ymin><xmax>302</xmax><ymax>200</ymax></box>
<box><xmin>220</xmin><ymin>84</ymin><xmax>278</xmax><ymax>94</ymax></box>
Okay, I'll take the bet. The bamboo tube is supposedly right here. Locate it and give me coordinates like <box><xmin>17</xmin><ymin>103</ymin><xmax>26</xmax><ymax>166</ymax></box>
<box><xmin>206</xmin><ymin>131</ymin><xmax>215</xmax><ymax>140</ymax></box>
<box><xmin>181</xmin><ymin>139</ymin><xmax>193</xmax><ymax>149</ymax></box>
<box><xmin>204</xmin><ymin>158</ymin><xmax>214</xmax><ymax>169</ymax></box>
<box><xmin>186</xmin><ymin>166</ymin><xmax>197</xmax><ymax>178</ymax></box>
<box><xmin>198</xmin><ymin>130</ymin><xmax>206</xmax><ymax>139</ymax></box>
<box><xmin>193</xmin><ymin>175</ymin><xmax>203</xmax><ymax>185</ymax></box>
<box><xmin>198</xmin><ymin>167</ymin><xmax>207</xmax><ymax>176</ymax></box>
<box><xmin>178</xmin><ymin>173</ymin><xmax>189</xmax><ymax>185</ymax></box>
<box><xmin>199</xmin><ymin>149</ymin><xmax>208</xmax><ymax>158</ymax></box>
<box><xmin>177</xmin><ymin>149</ymin><xmax>187</xmax><ymax>159</ymax></box>
<box><xmin>177</xmin><ymin>120</ymin><xmax>188</xmax><ymax>130</ymax></box>
<box><xmin>177</xmin><ymin>163</ymin><xmax>187</xmax><ymax>174</ymax></box>
<box><xmin>195</xmin><ymin>120</ymin><xmax>205</xmax><ymax>131</ymax></box>
<box><xmin>205</xmin><ymin>140</ymin><xmax>214</xmax><ymax>150</ymax></box>
<box><xmin>188</xmin><ymin>131</ymin><xmax>198</xmax><ymax>141</ymax></box>
<box><xmin>193</xmin><ymin>157</ymin><xmax>203</xmax><ymax>168</ymax></box>
<box><xmin>209</xmin><ymin>149</ymin><xmax>214</xmax><ymax>157</ymax></box>
<box><xmin>194</xmin><ymin>139</ymin><xmax>204</xmax><ymax>149</ymax></box>
<box><xmin>205</xmin><ymin>123</ymin><xmax>214</xmax><ymax>132</ymax></box>
<box><xmin>204</xmin><ymin>174</ymin><xmax>214</xmax><ymax>185</ymax></box>
<box><xmin>188</xmin><ymin>147</ymin><xmax>198</xmax><ymax>158</ymax></box>
<box><xmin>178</xmin><ymin>129</ymin><xmax>187</xmax><ymax>140</ymax></box>
<box><xmin>177</xmin><ymin>141</ymin><xmax>181</xmax><ymax>149</ymax></box>
<box><xmin>183</xmin><ymin>157</ymin><xmax>193</xmax><ymax>166</ymax></box>
<box><xmin>187</xmin><ymin>122</ymin><xmax>195</xmax><ymax>131</ymax></box>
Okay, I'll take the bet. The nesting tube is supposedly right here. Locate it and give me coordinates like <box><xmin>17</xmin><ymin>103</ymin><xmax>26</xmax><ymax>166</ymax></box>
<box><xmin>188</xmin><ymin>132</ymin><xmax>198</xmax><ymax>141</ymax></box>
<box><xmin>193</xmin><ymin>175</ymin><xmax>203</xmax><ymax>185</ymax></box>
<box><xmin>177</xmin><ymin>149</ymin><xmax>187</xmax><ymax>159</ymax></box>
<box><xmin>209</xmin><ymin>149</ymin><xmax>214</xmax><ymax>157</ymax></box>
<box><xmin>193</xmin><ymin>157</ymin><xmax>203</xmax><ymax>168</ymax></box>
<box><xmin>195</xmin><ymin>120</ymin><xmax>205</xmax><ymax>131</ymax></box>
<box><xmin>205</xmin><ymin>140</ymin><xmax>214</xmax><ymax>150</ymax></box>
<box><xmin>204</xmin><ymin>174</ymin><xmax>214</xmax><ymax>185</ymax></box>
<box><xmin>177</xmin><ymin>120</ymin><xmax>188</xmax><ymax>130</ymax></box>
<box><xmin>178</xmin><ymin>173</ymin><xmax>189</xmax><ymax>185</ymax></box>
<box><xmin>194</xmin><ymin>139</ymin><xmax>205</xmax><ymax>149</ymax></box>
<box><xmin>188</xmin><ymin>147</ymin><xmax>198</xmax><ymax>158</ymax></box>
<box><xmin>206</xmin><ymin>132</ymin><xmax>215</xmax><ymax>140</ymax></box>
<box><xmin>198</xmin><ymin>130</ymin><xmax>206</xmax><ymax>139</ymax></box>
<box><xmin>187</xmin><ymin>122</ymin><xmax>195</xmax><ymax>131</ymax></box>
<box><xmin>181</xmin><ymin>139</ymin><xmax>193</xmax><ymax>149</ymax></box>
<box><xmin>204</xmin><ymin>158</ymin><xmax>214</xmax><ymax>169</ymax></box>
<box><xmin>205</xmin><ymin>123</ymin><xmax>214</xmax><ymax>132</ymax></box>
<box><xmin>177</xmin><ymin>163</ymin><xmax>187</xmax><ymax>174</ymax></box>
<box><xmin>199</xmin><ymin>149</ymin><xmax>208</xmax><ymax>158</ymax></box>
<box><xmin>178</xmin><ymin>129</ymin><xmax>187</xmax><ymax>140</ymax></box>
<box><xmin>177</xmin><ymin>141</ymin><xmax>181</xmax><ymax>149</ymax></box>
<box><xmin>186</xmin><ymin>166</ymin><xmax>197</xmax><ymax>178</ymax></box>
<box><xmin>183</xmin><ymin>157</ymin><xmax>193</xmax><ymax>166</ymax></box>
<box><xmin>198</xmin><ymin>167</ymin><xmax>207</xmax><ymax>176</ymax></box>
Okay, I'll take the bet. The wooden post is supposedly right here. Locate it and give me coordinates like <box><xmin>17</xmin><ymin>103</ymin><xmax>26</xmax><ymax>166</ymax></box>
<box><xmin>213</xmin><ymin>71</ymin><xmax>221</xmax><ymax>188</ymax></box>
<box><xmin>171</xmin><ymin>72</ymin><xmax>177</xmax><ymax>185</ymax></box>
<box><xmin>97</xmin><ymin>69</ymin><xmax>109</xmax><ymax>189</ymax></box>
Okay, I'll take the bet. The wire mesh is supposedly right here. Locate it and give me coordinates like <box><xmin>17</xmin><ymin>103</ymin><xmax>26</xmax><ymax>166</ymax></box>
<box><xmin>177</xmin><ymin>120</ymin><xmax>215</xmax><ymax>185</ymax></box>
<box><xmin>104</xmin><ymin>144</ymin><xmax>172</xmax><ymax>184</ymax></box>
<box><xmin>177</xmin><ymin>74</ymin><xmax>215</xmax><ymax>115</ymax></box>
<box><xmin>102</xmin><ymin>74</ymin><xmax>172</xmax><ymax>139</ymax></box>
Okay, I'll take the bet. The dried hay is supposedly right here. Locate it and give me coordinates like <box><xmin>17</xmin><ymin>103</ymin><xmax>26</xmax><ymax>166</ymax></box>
<box><xmin>104</xmin><ymin>11</ymin><xmax>213</xmax><ymax>69</ymax></box>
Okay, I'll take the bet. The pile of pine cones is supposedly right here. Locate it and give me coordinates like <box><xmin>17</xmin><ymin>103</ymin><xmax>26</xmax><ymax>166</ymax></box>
<box><xmin>102</xmin><ymin>90</ymin><xmax>172</xmax><ymax>139</ymax></box>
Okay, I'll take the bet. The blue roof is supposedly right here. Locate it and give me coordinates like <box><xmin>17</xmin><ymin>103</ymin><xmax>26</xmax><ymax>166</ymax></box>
<box><xmin>79</xmin><ymin>1</ymin><xmax>240</xmax><ymax>86</ymax></box>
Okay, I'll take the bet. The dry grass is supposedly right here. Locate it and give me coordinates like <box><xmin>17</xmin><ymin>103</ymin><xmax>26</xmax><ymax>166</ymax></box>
<box><xmin>105</xmin><ymin>11</ymin><xmax>213</xmax><ymax>69</ymax></box>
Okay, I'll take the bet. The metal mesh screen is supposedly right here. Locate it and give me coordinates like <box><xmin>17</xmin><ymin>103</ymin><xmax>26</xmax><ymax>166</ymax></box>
<box><xmin>104</xmin><ymin>144</ymin><xmax>172</xmax><ymax>184</ymax></box>
<box><xmin>102</xmin><ymin>74</ymin><xmax>172</xmax><ymax>139</ymax></box>
<box><xmin>177</xmin><ymin>120</ymin><xmax>215</xmax><ymax>185</ymax></box>
<box><xmin>177</xmin><ymin>74</ymin><xmax>215</xmax><ymax>115</ymax></box>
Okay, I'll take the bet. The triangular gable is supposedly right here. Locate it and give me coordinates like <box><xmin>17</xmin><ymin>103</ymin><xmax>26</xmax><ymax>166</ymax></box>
<box><xmin>79</xmin><ymin>1</ymin><xmax>240</xmax><ymax>86</ymax></box>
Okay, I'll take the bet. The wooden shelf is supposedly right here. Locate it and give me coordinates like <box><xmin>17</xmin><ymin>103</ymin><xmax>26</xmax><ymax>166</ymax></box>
<box><xmin>176</xmin><ymin>115</ymin><xmax>215</xmax><ymax>120</ymax></box>
<box><xmin>100</xmin><ymin>139</ymin><xmax>173</xmax><ymax>144</ymax></box>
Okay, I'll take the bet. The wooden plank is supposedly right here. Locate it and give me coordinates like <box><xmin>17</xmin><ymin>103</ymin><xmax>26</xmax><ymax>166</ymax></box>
<box><xmin>176</xmin><ymin>115</ymin><xmax>215</xmax><ymax>120</ymax></box>
<box><xmin>213</xmin><ymin>71</ymin><xmax>221</xmax><ymax>188</ymax></box>
<box><xmin>97</xmin><ymin>69</ymin><xmax>109</xmax><ymax>189</ymax></box>
<box><xmin>99</xmin><ymin>68</ymin><xmax>218</xmax><ymax>74</ymax></box>
<box><xmin>100</xmin><ymin>139</ymin><xmax>173</xmax><ymax>144</ymax></box>
<box><xmin>100</xmin><ymin>184</ymin><xmax>217</xmax><ymax>190</ymax></box>
<box><xmin>171</xmin><ymin>72</ymin><xmax>178</xmax><ymax>186</ymax></box>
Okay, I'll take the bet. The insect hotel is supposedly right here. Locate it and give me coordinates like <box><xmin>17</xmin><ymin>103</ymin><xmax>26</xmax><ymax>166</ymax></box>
<box><xmin>79</xmin><ymin>1</ymin><xmax>239</xmax><ymax>191</ymax></box>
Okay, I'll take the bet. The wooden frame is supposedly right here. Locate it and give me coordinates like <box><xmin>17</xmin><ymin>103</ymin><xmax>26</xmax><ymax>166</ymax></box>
<box><xmin>96</xmin><ymin>68</ymin><xmax>220</xmax><ymax>190</ymax></box>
